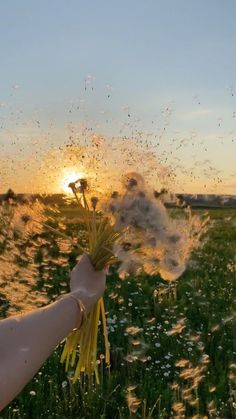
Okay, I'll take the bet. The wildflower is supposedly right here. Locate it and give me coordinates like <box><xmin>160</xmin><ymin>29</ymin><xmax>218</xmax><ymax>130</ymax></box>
<box><xmin>29</xmin><ymin>390</ymin><xmax>36</xmax><ymax>396</ymax></box>
<box><xmin>61</xmin><ymin>381</ymin><xmax>68</xmax><ymax>389</ymax></box>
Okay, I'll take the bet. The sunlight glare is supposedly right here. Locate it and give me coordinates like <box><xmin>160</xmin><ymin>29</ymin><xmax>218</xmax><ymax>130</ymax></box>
<box><xmin>61</xmin><ymin>169</ymin><xmax>85</xmax><ymax>194</ymax></box>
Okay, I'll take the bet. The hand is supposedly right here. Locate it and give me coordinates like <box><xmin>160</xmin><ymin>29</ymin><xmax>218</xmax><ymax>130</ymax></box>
<box><xmin>70</xmin><ymin>254</ymin><xmax>106</xmax><ymax>314</ymax></box>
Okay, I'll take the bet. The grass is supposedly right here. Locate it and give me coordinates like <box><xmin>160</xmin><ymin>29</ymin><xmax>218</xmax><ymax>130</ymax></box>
<box><xmin>1</xmin><ymin>208</ymin><xmax>236</xmax><ymax>418</ymax></box>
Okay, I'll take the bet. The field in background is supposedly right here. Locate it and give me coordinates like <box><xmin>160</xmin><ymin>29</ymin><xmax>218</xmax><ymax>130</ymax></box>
<box><xmin>1</xmin><ymin>208</ymin><xmax>236</xmax><ymax>418</ymax></box>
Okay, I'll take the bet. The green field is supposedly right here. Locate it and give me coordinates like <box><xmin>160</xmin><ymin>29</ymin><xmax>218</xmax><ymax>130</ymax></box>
<box><xmin>1</xmin><ymin>208</ymin><xmax>236</xmax><ymax>418</ymax></box>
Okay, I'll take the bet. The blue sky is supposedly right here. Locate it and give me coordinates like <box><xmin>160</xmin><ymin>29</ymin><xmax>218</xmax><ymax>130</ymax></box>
<box><xmin>1</xmin><ymin>0</ymin><xmax>236</xmax><ymax>193</ymax></box>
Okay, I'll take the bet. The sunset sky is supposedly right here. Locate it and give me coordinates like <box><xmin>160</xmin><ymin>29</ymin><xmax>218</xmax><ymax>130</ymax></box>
<box><xmin>1</xmin><ymin>0</ymin><xmax>236</xmax><ymax>194</ymax></box>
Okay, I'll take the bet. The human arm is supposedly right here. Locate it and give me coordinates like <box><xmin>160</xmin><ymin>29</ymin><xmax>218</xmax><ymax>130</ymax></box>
<box><xmin>0</xmin><ymin>255</ymin><xmax>106</xmax><ymax>411</ymax></box>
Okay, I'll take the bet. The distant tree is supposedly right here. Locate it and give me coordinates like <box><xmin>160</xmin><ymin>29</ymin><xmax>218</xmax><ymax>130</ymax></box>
<box><xmin>4</xmin><ymin>188</ymin><xmax>16</xmax><ymax>202</ymax></box>
<box><xmin>177</xmin><ymin>194</ymin><xmax>184</xmax><ymax>203</ymax></box>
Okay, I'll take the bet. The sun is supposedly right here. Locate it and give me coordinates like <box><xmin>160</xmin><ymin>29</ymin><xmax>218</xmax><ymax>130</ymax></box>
<box><xmin>60</xmin><ymin>168</ymin><xmax>85</xmax><ymax>194</ymax></box>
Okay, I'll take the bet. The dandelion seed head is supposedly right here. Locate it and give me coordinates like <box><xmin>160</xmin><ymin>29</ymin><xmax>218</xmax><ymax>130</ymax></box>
<box><xmin>78</xmin><ymin>178</ymin><xmax>88</xmax><ymax>192</ymax></box>
<box><xmin>91</xmin><ymin>196</ymin><xmax>99</xmax><ymax>210</ymax></box>
<box><xmin>123</xmin><ymin>172</ymin><xmax>145</xmax><ymax>191</ymax></box>
<box><xmin>68</xmin><ymin>182</ymin><xmax>76</xmax><ymax>191</ymax></box>
<box><xmin>21</xmin><ymin>214</ymin><xmax>31</xmax><ymax>224</ymax></box>
<box><xmin>105</xmin><ymin>173</ymin><xmax>207</xmax><ymax>281</ymax></box>
<box><xmin>111</xmin><ymin>191</ymin><xmax>119</xmax><ymax>199</ymax></box>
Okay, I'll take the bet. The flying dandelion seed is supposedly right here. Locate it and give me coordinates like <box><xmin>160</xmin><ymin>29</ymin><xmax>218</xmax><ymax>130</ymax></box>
<box><xmin>126</xmin><ymin>390</ymin><xmax>141</xmax><ymax>415</ymax></box>
<box><xmin>125</xmin><ymin>326</ymin><xmax>144</xmax><ymax>335</ymax></box>
<box><xmin>166</xmin><ymin>318</ymin><xmax>186</xmax><ymax>336</ymax></box>
<box><xmin>104</xmin><ymin>173</ymin><xmax>207</xmax><ymax>281</ymax></box>
<box><xmin>0</xmin><ymin>201</ymin><xmax>64</xmax><ymax>315</ymax></box>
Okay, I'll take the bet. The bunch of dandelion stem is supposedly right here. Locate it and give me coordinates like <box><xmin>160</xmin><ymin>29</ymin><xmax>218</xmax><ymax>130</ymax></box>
<box><xmin>60</xmin><ymin>181</ymin><xmax>120</xmax><ymax>383</ymax></box>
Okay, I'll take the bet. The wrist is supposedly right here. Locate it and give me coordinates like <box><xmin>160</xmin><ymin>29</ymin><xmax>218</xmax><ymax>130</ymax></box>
<box><xmin>70</xmin><ymin>290</ymin><xmax>94</xmax><ymax>315</ymax></box>
<box><xmin>57</xmin><ymin>293</ymin><xmax>85</xmax><ymax>329</ymax></box>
